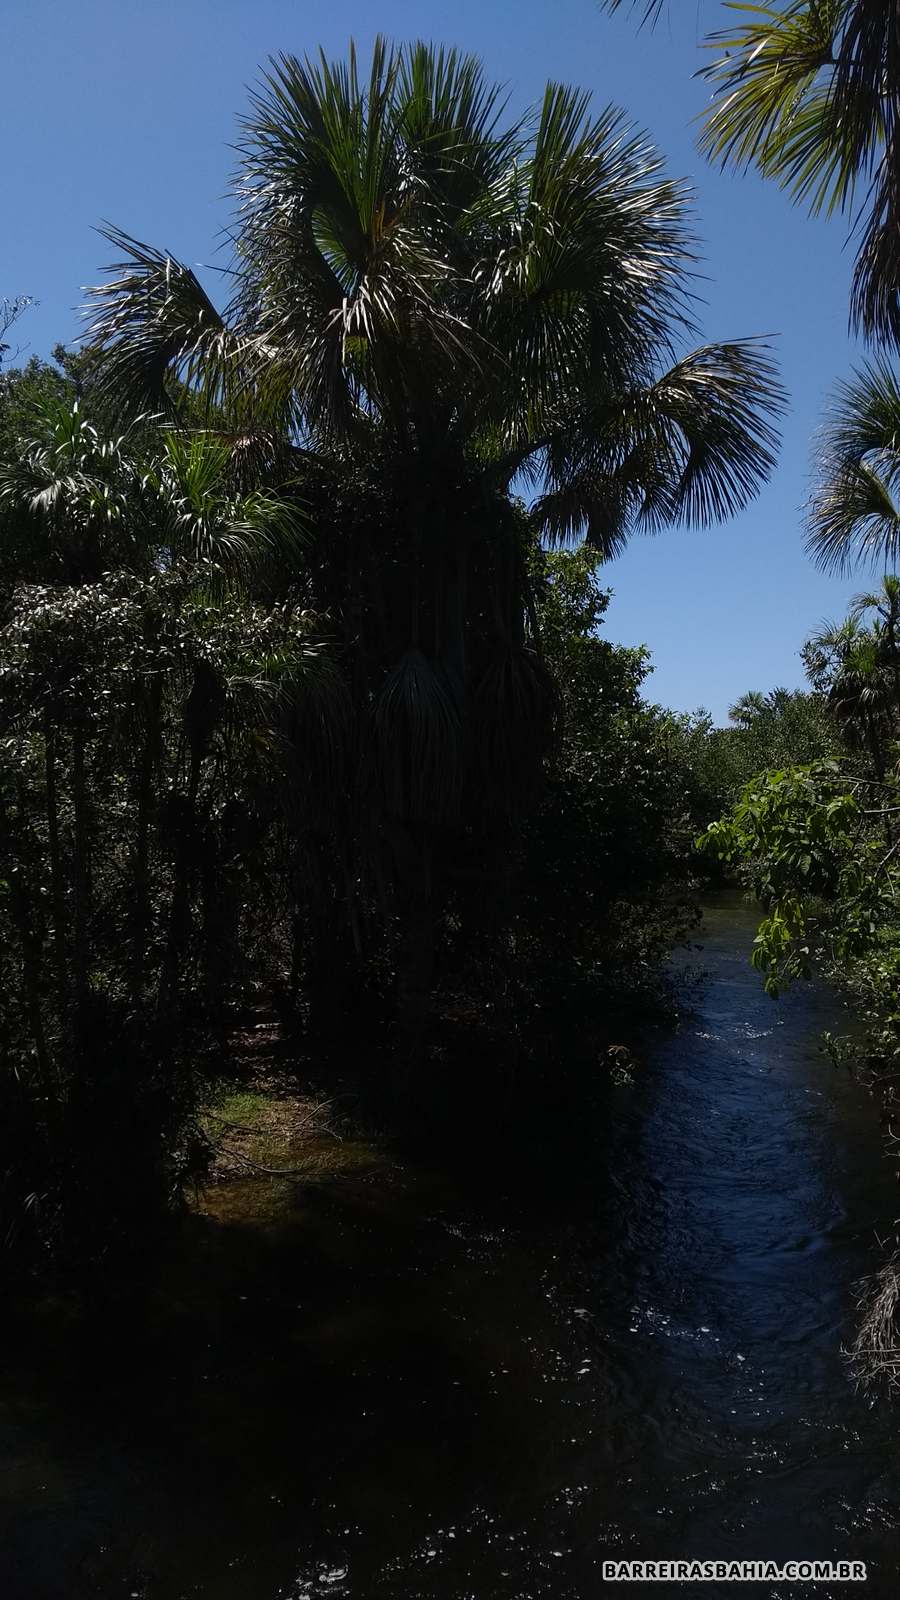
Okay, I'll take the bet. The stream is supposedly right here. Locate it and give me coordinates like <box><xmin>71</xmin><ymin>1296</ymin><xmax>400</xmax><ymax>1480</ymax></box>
<box><xmin>3</xmin><ymin>891</ymin><xmax>900</xmax><ymax>1597</ymax></box>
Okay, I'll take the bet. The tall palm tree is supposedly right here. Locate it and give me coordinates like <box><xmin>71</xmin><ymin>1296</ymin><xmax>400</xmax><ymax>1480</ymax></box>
<box><xmin>83</xmin><ymin>39</ymin><xmax>785</xmax><ymax>1069</ymax></box>
<box><xmin>604</xmin><ymin>2</ymin><xmax>900</xmax><ymax>348</ymax></box>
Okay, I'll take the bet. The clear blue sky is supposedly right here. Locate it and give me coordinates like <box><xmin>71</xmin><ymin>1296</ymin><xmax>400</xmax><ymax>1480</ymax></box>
<box><xmin>2</xmin><ymin>0</ymin><xmax>875</xmax><ymax>721</ymax></box>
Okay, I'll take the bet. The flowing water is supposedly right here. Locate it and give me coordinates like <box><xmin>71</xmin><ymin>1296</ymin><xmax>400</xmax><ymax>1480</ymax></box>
<box><xmin>3</xmin><ymin>892</ymin><xmax>900</xmax><ymax>1598</ymax></box>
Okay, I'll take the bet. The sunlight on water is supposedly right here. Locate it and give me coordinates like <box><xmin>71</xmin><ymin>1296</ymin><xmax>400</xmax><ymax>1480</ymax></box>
<box><xmin>2</xmin><ymin>893</ymin><xmax>900</xmax><ymax>1597</ymax></box>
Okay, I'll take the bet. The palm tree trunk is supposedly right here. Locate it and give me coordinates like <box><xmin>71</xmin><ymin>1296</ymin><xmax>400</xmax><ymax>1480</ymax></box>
<box><xmin>442</xmin><ymin>545</ymin><xmax>468</xmax><ymax>694</ymax></box>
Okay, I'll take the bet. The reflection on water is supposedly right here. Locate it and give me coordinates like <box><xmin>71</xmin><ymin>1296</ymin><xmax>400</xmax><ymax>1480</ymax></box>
<box><xmin>3</xmin><ymin>892</ymin><xmax>900</xmax><ymax>1598</ymax></box>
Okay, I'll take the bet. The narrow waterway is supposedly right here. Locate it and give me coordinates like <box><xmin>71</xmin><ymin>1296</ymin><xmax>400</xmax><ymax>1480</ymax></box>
<box><xmin>3</xmin><ymin>892</ymin><xmax>900</xmax><ymax>1598</ymax></box>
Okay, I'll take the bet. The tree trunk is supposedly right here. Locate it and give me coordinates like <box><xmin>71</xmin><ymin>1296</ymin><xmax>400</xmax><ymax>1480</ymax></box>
<box><xmin>440</xmin><ymin>543</ymin><xmax>468</xmax><ymax>697</ymax></box>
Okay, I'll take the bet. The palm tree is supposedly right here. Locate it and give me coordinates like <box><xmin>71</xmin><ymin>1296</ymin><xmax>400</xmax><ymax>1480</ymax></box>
<box><xmin>604</xmin><ymin>2</ymin><xmax>900</xmax><ymax>348</ymax></box>
<box><xmin>852</xmin><ymin>572</ymin><xmax>900</xmax><ymax>626</ymax></box>
<box><xmin>0</xmin><ymin>394</ymin><xmax>305</xmax><ymax>586</ymax></box>
<box><xmin>725</xmin><ymin>684</ymin><xmax>832</xmax><ymax>769</ymax></box>
<box><xmin>728</xmin><ymin>689</ymin><xmax>770</xmax><ymax>728</ymax></box>
<box><xmin>83</xmin><ymin>39</ymin><xmax>785</xmax><ymax>1071</ymax></box>
<box><xmin>807</xmin><ymin>363</ymin><xmax>900</xmax><ymax>571</ymax></box>
<box><xmin>804</xmin><ymin>613</ymin><xmax>896</xmax><ymax>774</ymax></box>
<box><xmin>0</xmin><ymin>395</ymin><xmax>145</xmax><ymax>581</ymax></box>
<box><xmin>850</xmin><ymin>572</ymin><xmax>900</xmax><ymax>717</ymax></box>
<box><xmin>830</xmin><ymin>634</ymin><xmax>894</xmax><ymax>776</ymax></box>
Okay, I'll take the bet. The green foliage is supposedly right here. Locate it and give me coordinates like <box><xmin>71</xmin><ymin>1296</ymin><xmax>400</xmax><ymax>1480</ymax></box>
<box><xmin>660</xmin><ymin>688</ymin><xmax>837</xmax><ymax>831</ymax></box>
<box><xmin>0</xmin><ymin>40</ymin><xmax>788</xmax><ymax>1273</ymax></box>
<box><xmin>0</xmin><ymin>390</ymin><xmax>336</xmax><ymax>1272</ymax></box>
<box><xmin>802</xmin><ymin>578</ymin><xmax>900</xmax><ymax>776</ymax></box>
<box><xmin>515</xmin><ymin>548</ymin><xmax>700</xmax><ymax>1013</ymax></box>
<box><xmin>86</xmin><ymin>38</ymin><xmax>784</xmax><ymax>553</ymax></box>
<box><xmin>74</xmin><ymin>38</ymin><xmax>783</xmax><ymax>1078</ymax></box>
<box><xmin>808</xmin><ymin>366</ymin><xmax>900</xmax><ymax>571</ymax></box>
<box><xmin>694</xmin><ymin>579</ymin><xmax>900</xmax><ymax>1108</ymax></box>
<box><xmin>603</xmin><ymin>1</ymin><xmax>900</xmax><ymax>348</ymax></box>
<box><xmin>700</xmin><ymin>762</ymin><xmax>864</xmax><ymax>989</ymax></box>
<box><xmin>698</xmin><ymin>755</ymin><xmax>900</xmax><ymax>1133</ymax></box>
<box><xmin>696</xmin><ymin>1</ymin><xmax>900</xmax><ymax>346</ymax></box>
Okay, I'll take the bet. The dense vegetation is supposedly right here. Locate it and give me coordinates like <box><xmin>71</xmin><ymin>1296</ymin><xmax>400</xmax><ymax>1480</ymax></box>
<box><xmin>702</xmin><ymin>576</ymin><xmax>900</xmax><ymax>1135</ymax></box>
<box><xmin>7</xmin><ymin>16</ymin><xmax>900</xmax><ymax>1312</ymax></box>
<box><xmin>10</xmin><ymin>17</ymin><xmax>900</xmax><ymax>1600</ymax></box>
<box><xmin>600</xmin><ymin>0</ymin><xmax>900</xmax><ymax>1381</ymax></box>
<box><xmin>0</xmin><ymin>40</ymin><xmax>792</xmax><ymax>1277</ymax></box>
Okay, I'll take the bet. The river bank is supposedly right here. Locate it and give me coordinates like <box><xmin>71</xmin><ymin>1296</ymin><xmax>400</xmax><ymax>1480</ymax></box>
<box><xmin>3</xmin><ymin>892</ymin><xmax>900</xmax><ymax>1598</ymax></box>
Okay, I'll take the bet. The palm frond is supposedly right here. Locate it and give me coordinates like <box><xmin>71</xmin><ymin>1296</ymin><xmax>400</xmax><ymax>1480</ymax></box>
<box><xmin>808</xmin><ymin>360</ymin><xmax>900</xmax><ymax>570</ymax></box>
<box><xmin>642</xmin><ymin>340</ymin><xmax>785</xmax><ymax>526</ymax></box>
<box><xmin>147</xmin><ymin>432</ymin><xmax>306</xmax><ymax>578</ymax></box>
<box><xmin>697</xmin><ymin>1</ymin><xmax>900</xmax><ymax>345</ymax></box>
<box><xmin>832</xmin><ymin>1</ymin><xmax>900</xmax><ymax>154</ymax></box>
<box><xmin>848</xmin><ymin>573</ymin><xmax>900</xmax><ymax>631</ymax></box>
<box><xmin>84</xmin><ymin>226</ymin><xmax>244</xmax><ymax>414</ymax></box>
<box><xmin>371</xmin><ymin>648</ymin><xmax>462</xmax><ymax>823</ymax></box>
<box><xmin>599</xmin><ymin>0</ymin><xmax>668</xmax><ymax>22</ymax></box>
<box><xmin>236</xmin><ymin>40</ymin><xmax>481</xmax><ymax>441</ymax></box>
<box><xmin>0</xmin><ymin>395</ymin><xmax>149</xmax><ymax>581</ymax></box>
<box><xmin>809</xmin><ymin>460</ymin><xmax>900</xmax><ymax>570</ymax></box>
<box><xmin>698</xmin><ymin>4</ymin><xmax>849</xmax><ymax>199</ymax></box>
<box><xmin>534</xmin><ymin>339</ymin><xmax>785</xmax><ymax>553</ymax></box>
<box><xmin>849</xmin><ymin>119</ymin><xmax>900</xmax><ymax>346</ymax></box>
<box><xmin>532</xmin><ymin>473</ymin><xmax>639</xmax><ymax>559</ymax></box>
<box><xmin>395</xmin><ymin>41</ymin><xmax>516</xmax><ymax>212</ymax></box>
<box><xmin>478</xmin><ymin>92</ymin><xmax>696</xmax><ymax>444</ymax></box>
